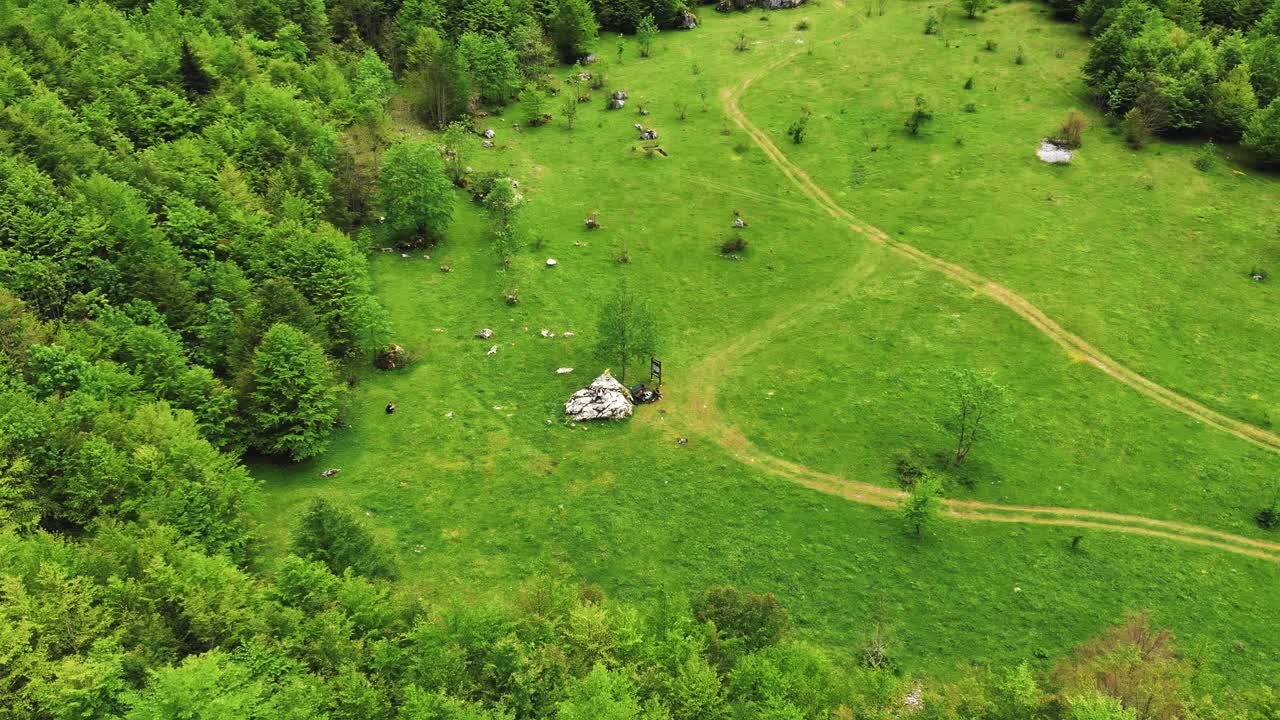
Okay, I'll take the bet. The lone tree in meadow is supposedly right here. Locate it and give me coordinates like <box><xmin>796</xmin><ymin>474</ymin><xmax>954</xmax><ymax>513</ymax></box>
<box><xmin>960</xmin><ymin>0</ymin><xmax>995</xmax><ymax>18</ymax></box>
<box><xmin>942</xmin><ymin>368</ymin><xmax>1007</xmax><ymax>466</ymax></box>
<box><xmin>905</xmin><ymin>96</ymin><xmax>933</xmax><ymax>135</ymax></box>
<box><xmin>550</xmin><ymin>0</ymin><xmax>598</xmax><ymax>62</ymax></box>
<box><xmin>595</xmin><ymin>281</ymin><xmax>659</xmax><ymax>383</ymax></box>
<box><xmin>899</xmin><ymin>470</ymin><xmax>943</xmax><ymax>538</ymax></box>
<box><xmin>484</xmin><ymin>179</ymin><xmax>523</xmax><ymax>265</ymax></box>
<box><xmin>379</xmin><ymin>140</ymin><xmax>455</xmax><ymax>244</ymax></box>
<box><xmin>245</xmin><ymin>323</ymin><xmax>342</xmax><ymax>462</ymax></box>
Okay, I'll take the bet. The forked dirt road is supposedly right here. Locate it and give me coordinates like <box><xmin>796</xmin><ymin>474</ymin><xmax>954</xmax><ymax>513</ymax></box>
<box><xmin>661</xmin><ymin>40</ymin><xmax>1280</xmax><ymax>563</ymax></box>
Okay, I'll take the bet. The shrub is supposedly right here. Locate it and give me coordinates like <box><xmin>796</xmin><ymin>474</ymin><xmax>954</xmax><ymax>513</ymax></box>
<box><xmin>895</xmin><ymin>452</ymin><xmax>925</xmax><ymax>487</ymax></box>
<box><xmin>1121</xmin><ymin>107</ymin><xmax>1151</xmax><ymax>148</ymax></box>
<box><xmin>787</xmin><ymin>111</ymin><xmax>810</xmax><ymax>144</ymax></box>
<box><xmin>1052</xmin><ymin>110</ymin><xmax>1089</xmax><ymax>148</ymax></box>
<box><xmin>719</xmin><ymin>235</ymin><xmax>749</xmax><ymax>255</ymax></box>
<box><xmin>905</xmin><ymin>96</ymin><xmax>933</xmax><ymax>135</ymax></box>
<box><xmin>964</xmin><ymin>102</ymin><xmax>977</xmax><ymax>112</ymax></box>
<box><xmin>1258</xmin><ymin>501</ymin><xmax>1279</xmax><ymax>529</ymax></box>
<box><xmin>693</xmin><ymin>586</ymin><xmax>790</xmax><ymax>652</ymax></box>
<box><xmin>1015</xmin><ymin>44</ymin><xmax>1026</xmax><ymax>64</ymax></box>
<box><xmin>1192</xmin><ymin>141</ymin><xmax>1216</xmax><ymax>171</ymax></box>
<box><xmin>292</xmin><ymin>498</ymin><xmax>398</xmax><ymax>579</ymax></box>
<box><xmin>735</xmin><ymin>29</ymin><xmax>750</xmax><ymax>52</ymax></box>
<box><xmin>985</xmin><ymin>39</ymin><xmax>999</xmax><ymax>51</ymax></box>
<box><xmin>924</xmin><ymin>11</ymin><xmax>940</xmax><ymax>34</ymax></box>
<box><xmin>795</xmin><ymin>17</ymin><xmax>811</xmax><ymax>30</ymax></box>
<box><xmin>964</xmin><ymin>76</ymin><xmax>974</xmax><ymax>90</ymax></box>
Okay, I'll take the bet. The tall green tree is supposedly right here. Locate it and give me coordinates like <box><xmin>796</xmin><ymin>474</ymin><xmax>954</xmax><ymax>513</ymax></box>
<box><xmin>244</xmin><ymin>323</ymin><xmax>341</xmax><ymax>461</ymax></box>
<box><xmin>291</xmin><ymin>497</ymin><xmax>398</xmax><ymax>579</ymax></box>
<box><xmin>1243</xmin><ymin>97</ymin><xmax>1280</xmax><ymax>163</ymax></box>
<box><xmin>550</xmin><ymin>0</ymin><xmax>599</xmax><ymax>63</ymax></box>
<box><xmin>378</xmin><ymin>139</ymin><xmax>456</xmax><ymax>244</ymax></box>
<box><xmin>594</xmin><ymin>282</ymin><xmax>659</xmax><ymax>383</ymax></box>
<box><xmin>637</xmin><ymin>14</ymin><xmax>658</xmax><ymax>57</ymax></box>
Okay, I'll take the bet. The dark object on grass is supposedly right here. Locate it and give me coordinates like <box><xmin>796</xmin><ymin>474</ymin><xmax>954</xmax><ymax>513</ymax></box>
<box><xmin>320</xmin><ymin>468</ymin><xmax>341</xmax><ymax>478</ymax></box>
<box><xmin>385</xmin><ymin>403</ymin><xmax>396</xmax><ymax>414</ymax></box>
<box><xmin>585</xmin><ymin>212</ymin><xmax>600</xmax><ymax>230</ymax></box>
<box><xmin>1070</xmin><ymin>534</ymin><xmax>1083</xmax><ymax>551</ymax></box>
<box><xmin>1249</xmin><ymin>267</ymin><xmax>1269</xmax><ymax>282</ymax></box>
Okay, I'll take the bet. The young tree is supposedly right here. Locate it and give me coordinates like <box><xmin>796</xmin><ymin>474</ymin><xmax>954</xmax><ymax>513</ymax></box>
<box><xmin>562</xmin><ymin>92</ymin><xmax>580</xmax><ymax>129</ymax></box>
<box><xmin>550</xmin><ymin>0</ymin><xmax>599</xmax><ymax>63</ymax></box>
<box><xmin>960</xmin><ymin>0</ymin><xmax>995</xmax><ymax>18</ymax></box>
<box><xmin>787</xmin><ymin>111</ymin><xmax>810</xmax><ymax>144</ymax></box>
<box><xmin>942</xmin><ymin>368</ymin><xmax>1006</xmax><ymax>466</ymax></box>
<box><xmin>483</xmin><ymin>179</ymin><xmax>524</xmax><ymax>264</ymax></box>
<box><xmin>244</xmin><ymin>323</ymin><xmax>341</xmax><ymax>461</ymax></box>
<box><xmin>458</xmin><ymin>31</ymin><xmax>522</xmax><ymax>105</ymax></box>
<box><xmin>1208</xmin><ymin>64</ymin><xmax>1258</xmax><ymax>141</ymax></box>
<box><xmin>292</xmin><ymin>497</ymin><xmax>398</xmax><ymax>578</ymax></box>
<box><xmin>1054</xmin><ymin>109</ymin><xmax>1090</xmax><ymax>148</ymax></box>
<box><xmin>594</xmin><ymin>281</ymin><xmax>659</xmax><ymax>383</ymax></box>
<box><xmin>1067</xmin><ymin>692</ymin><xmax>1138</xmax><ymax>720</ymax></box>
<box><xmin>178</xmin><ymin>40</ymin><xmax>213</xmax><ymax>97</ymax></box>
<box><xmin>1052</xmin><ymin>613</ymin><xmax>1191</xmax><ymax>720</ymax></box>
<box><xmin>905</xmin><ymin>96</ymin><xmax>933</xmax><ymax>135</ymax></box>
<box><xmin>898</xmin><ymin>470</ymin><xmax>942</xmax><ymax>538</ymax></box>
<box><xmin>520</xmin><ymin>84</ymin><xmax>551</xmax><ymax>126</ymax></box>
<box><xmin>442</xmin><ymin>121</ymin><xmax>472</xmax><ymax>184</ymax></box>
<box><xmin>405</xmin><ymin>27</ymin><xmax>471</xmax><ymax>128</ymax></box>
<box><xmin>350</xmin><ymin>49</ymin><xmax>395</xmax><ymax>124</ymax></box>
<box><xmin>637</xmin><ymin>14</ymin><xmax>658</xmax><ymax>58</ymax></box>
<box><xmin>378</xmin><ymin>140</ymin><xmax>456</xmax><ymax>244</ymax></box>
<box><xmin>692</xmin><ymin>586</ymin><xmax>790</xmax><ymax>652</ymax></box>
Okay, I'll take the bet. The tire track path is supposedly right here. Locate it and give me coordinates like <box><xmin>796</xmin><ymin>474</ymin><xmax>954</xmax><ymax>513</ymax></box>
<box><xmin>720</xmin><ymin>42</ymin><xmax>1280</xmax><ymax>455</ymax></box>
<box><xmin>661</xmin><ymin>37</ymin><xmax>1280</xmax><ymax>563</ymax></box>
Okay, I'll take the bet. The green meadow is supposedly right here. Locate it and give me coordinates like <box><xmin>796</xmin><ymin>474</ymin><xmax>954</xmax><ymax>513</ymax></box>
<box><xmin>254</xmin><ymin>0</ymin><xmax>1280</xmax><ymax>687</ymax></box>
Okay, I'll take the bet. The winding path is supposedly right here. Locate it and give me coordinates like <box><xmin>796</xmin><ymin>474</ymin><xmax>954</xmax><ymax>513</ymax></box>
<box><xmin>666</xmin><ymin>38</ymin><xmax>1280</xmax><ymax>563</ymax></box>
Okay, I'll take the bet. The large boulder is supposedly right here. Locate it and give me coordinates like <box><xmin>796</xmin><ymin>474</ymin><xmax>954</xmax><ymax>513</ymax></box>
<box><xmin>375</xmin><ymin>343</ymin><xmax>408</xmax><ymax>370</ymax></box>
<box><xmin>565</xmin><ymin>373</ymin><xmax>634</xmax><ymax>421</ymax></box>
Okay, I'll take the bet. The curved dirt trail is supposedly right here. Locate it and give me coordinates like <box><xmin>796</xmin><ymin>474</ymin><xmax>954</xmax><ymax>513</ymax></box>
<box><xmin>721</xmin><ymin>54</ymin><xmax>1280</xmax><ymax>454</ymax></box>
<box><xmin>661</xmin><ymin>37</ymin><xmax>1280</xmax><ymax>563</ymax></box>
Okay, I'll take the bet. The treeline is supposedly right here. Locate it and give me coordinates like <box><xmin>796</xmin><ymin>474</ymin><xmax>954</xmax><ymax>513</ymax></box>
<box><xmin>1049</xmin><ymin>0</ymin><xmax>1280</xmax><ymax>162</ymax></box>
<box><xmin>4</xmin><ymin>505</ymin><xmax>1278</xmax><ymax>718</ymax></box>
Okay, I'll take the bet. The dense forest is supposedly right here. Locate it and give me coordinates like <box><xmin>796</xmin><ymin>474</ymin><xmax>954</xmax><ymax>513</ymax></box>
<box><xmin>1057</xmin><ymin>0</ymin><xmax>1280</xmax><ymax>157</ymax></box>
<box><xmin>1</xmin><ymin>0</ymin><xmax>1278</xmax><ymax>717</ymax></box>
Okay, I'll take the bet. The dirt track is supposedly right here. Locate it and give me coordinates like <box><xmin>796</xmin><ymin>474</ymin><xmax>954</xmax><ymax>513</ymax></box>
<box><xmin>661</xmin><ymin>43</ymin><xmax>1280</xmax><ymax>563</ymax></box>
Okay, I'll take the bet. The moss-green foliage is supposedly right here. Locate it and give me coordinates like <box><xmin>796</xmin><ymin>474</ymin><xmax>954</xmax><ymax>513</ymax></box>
<box><xmin>246</xmin><ymin>324</ymin><xmax>343</xmax><ymax>461</ymax></box>
<box><xmin>378</xmin><ymin>140</ymin><xmax>457</xmax><ymax>244</ymax></box>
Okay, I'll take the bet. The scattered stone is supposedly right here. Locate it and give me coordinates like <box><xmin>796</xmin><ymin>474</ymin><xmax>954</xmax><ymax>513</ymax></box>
<box><xmin>540</xmin><ymin>329</ymin><xmax>555</xmax><ymax>337</ymax></box>
<box><xmin>733</xmin><ymin>217</ymin><xmax>747</xmax><ymax>228</ymax></box>
<box><xmin>585</xmin><ymin>212</ymin><xmax>600</xmax><ymax>230</ymax></box>
<box><xmin>676</xmin><ymin>437</ymin><xmax>688</xmax><ymax>445</ymax></box>
<box><xmin>482</xmin><ymin>140</ymin><xmax>495</xmax><ymax>148</ymax></box>
<box><xmin>375</xmin><ymin>343</ymin><xmax>408</xmax><ymax>370</ymax></box>
<box><xmin>401</xmin><ymin>253</ymin><xmax>410</xmax><ymax>258</ymax></box>
<box><xmin>446</xmin><ymin>411</ymin><xmax>454</xmax><ymax>418</ymax></box>
<box><xmin>564</xmin><ymin>372</ymin><xmax>634</xmax><ymax>421</ymax></box>
<box><xmin>640</xmin><ymin>108</ymin><xmax>651</xmax><ymax>116</ymax></box>
<box><xmin>634</xmin><ymin>123</ymin><xmax>643</xmax><ymax>130</ymax></box>
<box><xmin>465</xmin><ymin>166</ymin><xmax>474</xmax><ymax>174</ymax></box>
<box><xmin>639</xmin><ymin>128</ymin><xmax>659</xmax><ymax>140</ymax></box>
<box><xmin>320</xmin><ymin>468</ymin><xmax>341</xmax><ymax>478</ymax></box>
<box><xmin>574</xmin><ymin>241</ymin><xmax>586</xmax><ymax>247</ymax></box>
<box><xmin>487</xmin><ymin>345</ymin><xmax>499</xmax><ymax>355</ymax></box>
<box><xmin>612</xmin><ymin>90</ymin><xmax>629</xmax><ymax>101</ymax></box>
<box><xmin>475</xmin><ymin>328</ymin><xmax>494</xmax><ymax>339</ymax></box>
<box><xmin>440</xmin><ymin>264</ymin><xmax>452</xmax><ymax>273</ymax></box>
<box><xmin>557</xmin><ymin>367</ymin><xmax>575</xmax><ymax>374</ymax></box>
<box><xmin>483</xmin><ymin>128</ymin><xmax>496</xmax><ymax>139</ymax></box>
<box><xmin>563</xmin><ymin>331</ymin><xmax>575</xmax><ymax>337</ymax></box>
<box><xmin>380</xmin><ymin>247</ymin><xmax>393</xmax><ymax>253</ymax></box>
<box><xmin>677</xmin><ymin>10</ymin><xmax>699</xmax><ymax>29</ymax></box>
<box><xmin>1036</xmin><ymin>140</ymin><xmax>1074</xmax><ymax>164</ymax></box>
<box><xmin>609</xmin><ymin>98</ymin><xmax>626</xmax><ymax>110</ymax></box>
<box><xmin>582</xmin><ymin>53</ymin><xmax>598</xmax><ymax>64</ymax></box>
<box><xmin>546</xmin><ymin>258</ymin><xmax>558</xmax><ymax>267</ymax></box>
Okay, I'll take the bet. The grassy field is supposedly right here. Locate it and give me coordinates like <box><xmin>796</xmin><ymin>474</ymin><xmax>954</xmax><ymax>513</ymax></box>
<box><xmin>253</xmin><ymin>0</ymin><xmax>1280</xmax><ymax>686</ymax></box>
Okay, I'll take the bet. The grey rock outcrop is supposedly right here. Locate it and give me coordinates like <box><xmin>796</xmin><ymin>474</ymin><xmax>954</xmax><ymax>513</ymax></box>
<box><xmin>564</xmin><ymin>373</ymin><xmax>634</xmax><ymax>421</ymax></box>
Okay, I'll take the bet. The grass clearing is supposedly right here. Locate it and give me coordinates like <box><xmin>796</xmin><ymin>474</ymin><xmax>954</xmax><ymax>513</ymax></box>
<box><xmin>254</xmin><ymin>0</ymin><xmax>1280</xmax><ymax>688</ymax></box>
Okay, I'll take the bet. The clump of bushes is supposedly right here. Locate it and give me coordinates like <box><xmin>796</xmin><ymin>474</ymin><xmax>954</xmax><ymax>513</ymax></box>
<box><xmin>964</xmin><ymin>76</ymin><xmax>975</xmax><ymax>90</ymax></box>
<box><xmin>1051</xmin><ymin>110</ymin><xmax>1089</xmax><ymax>148</ymax></box>
<box><xmin>1015</xmin><ymin>44</ymin><xmax>1026</xmax><ymax>64</ymax></box>
<box><xmin>964</xmin><ymin>102</ymin><xmax>978</xmax><ymax>113</ymax></box>
<box><xmin>924</xmin><ymin>12</ymin><xmax>940</xmax><ymax>34</ymax></box>
<box><xmin>795</xmin><ymin>17</ymin><xmax>811</xmax><ymax>30</ymax></box>
<box><xmin>1258</xmin><ymin>498</ymin><xmax>1279</xmax><ymax>530</ymax></box>
<box><xmin>985</xmin><ymin>39</ymin><xmax>999</xmax><ymax>51</ymax></box>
